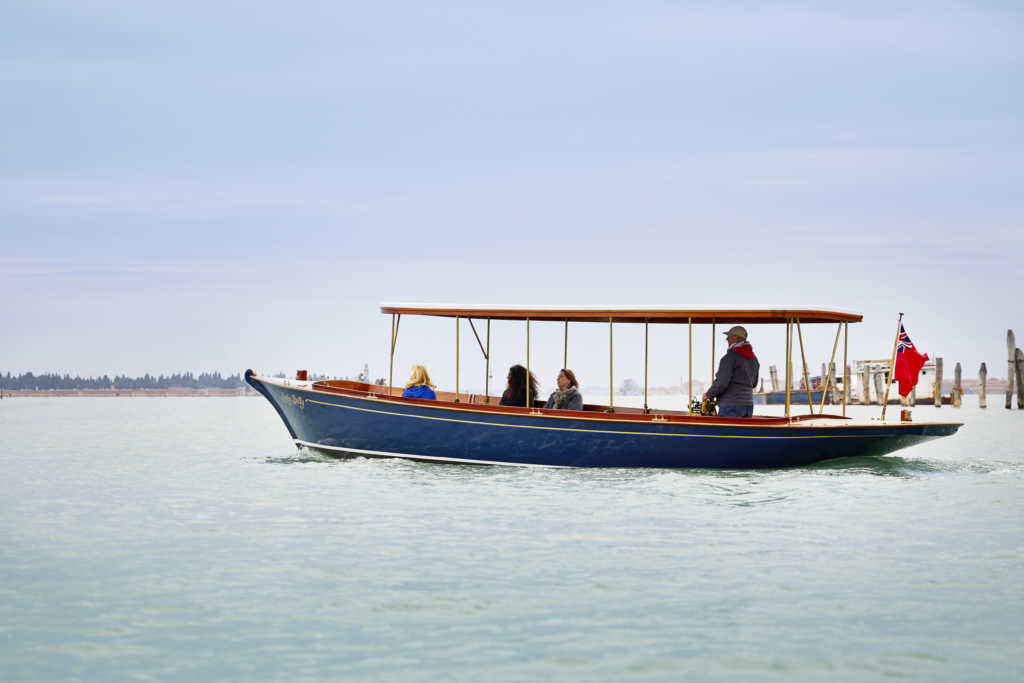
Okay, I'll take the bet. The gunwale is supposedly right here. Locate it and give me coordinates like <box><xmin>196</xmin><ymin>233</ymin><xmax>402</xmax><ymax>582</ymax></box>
<box><xmin>250</xmin><ymin>376</ymin><xmax>960</xmax><ymax>431</ymax></box>
<box><xmin>379</xmin><ymin>303</ymin><xmax>862</xmax><ymax>324</ymax></box>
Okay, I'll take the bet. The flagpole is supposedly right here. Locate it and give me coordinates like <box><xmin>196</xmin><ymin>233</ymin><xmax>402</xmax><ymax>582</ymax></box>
<box><xmin>880</xmin><ymin>312</ymin><xmax>904</xmax><ymax>421</ymax></box>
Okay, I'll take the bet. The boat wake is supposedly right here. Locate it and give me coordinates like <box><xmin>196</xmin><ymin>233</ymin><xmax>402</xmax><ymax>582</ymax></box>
<box><xmin>804</xmin><ymin>455</ymin><xmax>951</xmax><ymax>476</ymax></box>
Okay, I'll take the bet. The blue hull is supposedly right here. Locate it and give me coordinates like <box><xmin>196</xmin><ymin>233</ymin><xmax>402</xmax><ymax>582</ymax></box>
<box><xmin>246</xmin><ymin>372</ymin><xmax>960</xmax><ymax>469</ymax></box>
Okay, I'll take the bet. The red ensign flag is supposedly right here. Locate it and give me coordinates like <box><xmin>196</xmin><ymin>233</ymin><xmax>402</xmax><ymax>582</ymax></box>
<box><xmin>893</xmin><ymin>325</ymin><xmax>929</xmax><ymax>397</ymax></box>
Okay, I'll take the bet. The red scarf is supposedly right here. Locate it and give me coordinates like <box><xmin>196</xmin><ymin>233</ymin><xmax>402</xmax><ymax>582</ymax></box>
<box><xmin>730</xmin><ymin>342</ymin><xmax>755</xmax><ymax>359</ymax></box>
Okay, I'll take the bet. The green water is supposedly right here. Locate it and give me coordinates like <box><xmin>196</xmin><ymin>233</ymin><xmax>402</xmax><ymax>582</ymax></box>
<box><xmin>1</xmin><ymin>397</ymin><xmax>1021</xmax><ymax>681</ymax></box>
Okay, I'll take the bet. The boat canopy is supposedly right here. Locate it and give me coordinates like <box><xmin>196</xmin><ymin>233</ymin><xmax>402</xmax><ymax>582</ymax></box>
<box><xmin>379</xmin><ymin>303</ymin><xmax>862</xmax><ymax>324</ymax></box>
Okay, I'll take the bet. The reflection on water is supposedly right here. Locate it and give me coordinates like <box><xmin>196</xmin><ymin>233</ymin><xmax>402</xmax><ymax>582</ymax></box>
<box><xmin>0</xmin><ymin>397</ymin><xmax>1020</xmax><ymax>681</ymax></box>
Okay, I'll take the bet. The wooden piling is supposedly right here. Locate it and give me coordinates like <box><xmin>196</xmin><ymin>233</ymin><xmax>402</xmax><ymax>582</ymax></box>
<box><xmin>860</xmin><ymin>365</ymin><xmax>871</xmax><ymax>405</ymax></box>
<box><xmin>909</xmin><ymin>386</ymin><xmax>916</xmax><ymax>407</ymax></box>
<box><xmin>844</xmin><ymin>365</ymin><xmax>851</xmax><ymax>405</ymax></box>
<box><xmin>769</xmin><ymin>365</ymin><xmax>779</xmax><ymax>393</ymax></box>
<box><xmin>952</xmin><ymin>362</ymin><xmax>962</xmax><ymax>408</ymax></box>
<box><xmin>872</xmin><ymin>372</ymin><xmax>884</xmax><ymax>406</ymax></box>
<box><xmin>1016</xmin><ymin>348</ymin><xmax>1024</xmax><ymax>409</ymax></box>
<box><xmin>1007</xmin><ymin>330</ymin><xmax>1016</xmax><ymax>409</ymax></box>
<box><xmin>979</xmin><ymin>362</ymin><xmax>987</xmax><ymax>409</ymax></box>
<box><xmin>934</xmin><ymin>357</ymin><xmax>943</xmax><ymax>408</ymax></box>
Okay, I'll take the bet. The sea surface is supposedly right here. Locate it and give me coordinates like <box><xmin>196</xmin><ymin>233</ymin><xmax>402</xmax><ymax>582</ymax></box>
<box><xmin>1</xmin><ymin>396</ymin><xmax>1022</xmax><ymax>681</ymax></box>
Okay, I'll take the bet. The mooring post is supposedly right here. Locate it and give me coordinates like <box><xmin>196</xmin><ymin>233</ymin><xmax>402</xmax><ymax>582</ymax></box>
<box><xmin>769</xmin><ymin>365</ymin><xmax>779</xmax><ymax>393</ymax></box>
<box><xmin>979</xmin><ymin>362</ymin><xmax>987</xmax><ymax>409</ymax></box>
<box><xmin>842</xmin><ymin>323</ymin><xmax>849</xmax><ymax>415</ymax></box>
<box><xmin>1016</xmin><ymin>348</ymin><xmax>1024</xmax><ymax>409</ymax></box>
<box><xmin>873</xmin><ymin>371</ymin><xmax>885</xmax><ymax>406</ymax></box>
<box><xmin>909</xmin><ymin>386</ymin><xmax>916</xmax><ymax>407</ymax></box>
<box><xmin>843</xmin><ymin>364</ymin><xmax>851</xmax><ymax>406</ymax></box>
<box><xmin>953</xmin><ymin>362</ymin><xmax>962</xmax><ymax>408</ymax></box>
<box><xmin>860</xmin><ymin>365</ymin><xmax>871</xmax><ymax>405</ymax></box>
<box><xmin>1007</xmin><ymin>330</ymin><xmax>1016</xmax><ymax>409</ymax></box>
<box><xmin>934</xmin><ymin>357</ymin><xmax>943</xmax><ymax>408</ymax></box>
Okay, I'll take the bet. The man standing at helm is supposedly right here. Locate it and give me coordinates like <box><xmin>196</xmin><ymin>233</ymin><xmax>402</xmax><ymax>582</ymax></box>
<box><xmin>703</xmin><ymin>325</ymin><xmax>760</xmax><ymax>418</ymax></box>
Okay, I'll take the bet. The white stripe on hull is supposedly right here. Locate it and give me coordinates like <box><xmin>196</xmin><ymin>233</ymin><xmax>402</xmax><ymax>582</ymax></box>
<box><xmin>293</xmin><ymin>439</ymin><xmax>569</xmax><ymax>468</ymax></box>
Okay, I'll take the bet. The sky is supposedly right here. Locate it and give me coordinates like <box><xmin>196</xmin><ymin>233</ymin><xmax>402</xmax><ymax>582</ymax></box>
<box><xmin>2</xmin><ymin>1</ymin><xmax>1022</xmax><ymax>392</ymax></box>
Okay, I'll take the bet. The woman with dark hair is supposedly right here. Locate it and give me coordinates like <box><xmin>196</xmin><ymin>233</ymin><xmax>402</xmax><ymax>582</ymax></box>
<box><xmin>500</xmin><ymin>364</ymin><xmax>540</xmax><ymax>407</ymax></box>
<box><xmin>544</xmin><ymin>369</ymin><xmax>583</xmax><ymax>410</ymax></box>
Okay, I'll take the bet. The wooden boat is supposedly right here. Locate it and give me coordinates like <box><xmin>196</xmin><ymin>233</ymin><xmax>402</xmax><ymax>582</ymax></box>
<box><xmin>246</xmin><ymin>304</ymin><xmax>962</xmax><ymax>468</ymax></box>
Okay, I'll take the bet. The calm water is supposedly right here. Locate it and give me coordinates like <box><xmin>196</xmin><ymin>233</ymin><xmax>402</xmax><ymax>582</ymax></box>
<box><xmin>1</xmin><ymin>397</ymin><xmax>1022</xmax><ymax>681</ymax></box>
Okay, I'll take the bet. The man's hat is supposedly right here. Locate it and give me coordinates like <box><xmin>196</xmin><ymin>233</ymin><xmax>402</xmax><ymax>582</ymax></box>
<box><xmin>723</xmin><ymin>325</ymin><xmax>748</xmax><ymax>340</ymax></box>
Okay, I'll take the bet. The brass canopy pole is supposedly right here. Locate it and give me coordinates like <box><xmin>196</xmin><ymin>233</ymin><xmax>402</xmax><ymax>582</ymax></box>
<box><xmin>393</xmin><ymin>313</ymin><xmax>402</xmax><ymax>394</ymax></box>
<box><xmin>608</xmin><ymin>317</ymin><xmax>614</xmax><ymax>412</ymax></box>
<box><xmin>711</xmin><ymin>321</ymin><xmax>716</xmax><ymax>385</ymax></box>
<box><xmin>467</xmin><ymin>318</ymin><xmax>489</xmax><ymax>402</ymax></box>
<box><xmin>526</xmin><ymin>317</ymin><xmax>531</xmax><ymax>408</ymax></box>
<box><xmin>388</xmin><ymin>313</ymin><xmax>395</xmax><ymax>396</ymax></box>
<box><xmin>643</xmin><ymin>320</ymin><xmax>649</xmax><ymax>414</ymax></box>
<box><xmin>842</xmin><ymin>321</ymin><xmax>848</xmax><ymax>417</ymax></box>
<box><xmin>467</xmin><ymin>318</ymin><xmax>487</xmax><ymax>358</ymax></box>
<box><xmin>881</xmin><ymin>312</ymin><xmax>904</xmax><ymax>421</ymax></box>
<box><xmin>455</xmin><ymin>315</ymin><xmax>460</xmax><ymax>402</ymax></box>
<box><xmin>785</xmin><ymin>318</ymin><xmax>792</xmax><ymax>419</ymax></box>
<box><xmin>485</xmin><ymin>319</ymin><xmax>491</xmax><ymax>403</ymax></box>
<box><xmin>819</xmin><ymin>322</ymin><xmax>842</xmax><ymax>414</ymax></box>
<box><xmin>388</xmin><ymin>313</ymin><xmax>400</xmax><ymax>397</ymax></box>
<box><xmin>795</xmin><ymin>318</ymin><xmax>813</xmax><ymax>414</ymax></box>
<box><xmin>688</xmin><ymin>317</ymin><xmax>693</xmax><ymax>407</ymax></box>
<box><xmin>563</xmin><ymin>319</ymin><xmax>568</xmax><ymax>369</ymax></box>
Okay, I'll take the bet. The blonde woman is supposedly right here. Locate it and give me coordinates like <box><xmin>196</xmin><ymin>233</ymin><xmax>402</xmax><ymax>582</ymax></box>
<box><xmin>402</xmin><ymin>365</ymin><xmax>437</xmax><ymax>400</ymax></box>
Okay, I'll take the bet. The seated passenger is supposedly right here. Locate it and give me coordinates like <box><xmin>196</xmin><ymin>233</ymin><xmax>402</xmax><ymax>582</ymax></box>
<box><xmin>544</xmin><ymin>369</ymin><xmax>583</xmax><ymax>410</ymax></box>
<box><xmin>401</xmin><ymin>365</ymin><xmax>437</xmax><ymax>399</ymax></box>
<box><xmin>500</xmin><ymin>364</ymin><xmax>540</xmax><ymax>407</ymax></box>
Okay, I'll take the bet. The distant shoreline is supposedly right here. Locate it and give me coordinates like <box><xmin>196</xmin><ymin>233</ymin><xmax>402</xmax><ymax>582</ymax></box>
<box><xmin>1</xmin><ymin>389</ymin><xmax>257</xmax><ymax>398</ymax></box>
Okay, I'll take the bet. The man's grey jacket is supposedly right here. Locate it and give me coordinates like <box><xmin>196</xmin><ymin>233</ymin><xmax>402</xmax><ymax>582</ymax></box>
<box><xmin>706</xmin><ymin>342</ymin><xmax>760</xmax><ymax>406</ymax></box>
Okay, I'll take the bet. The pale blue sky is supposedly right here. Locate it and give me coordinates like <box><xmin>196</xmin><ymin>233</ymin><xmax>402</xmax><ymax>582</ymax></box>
<box><xmin>2</xmin><ymin>1</ymin><xmax>1022</xmax><ymax>391</ymax></box>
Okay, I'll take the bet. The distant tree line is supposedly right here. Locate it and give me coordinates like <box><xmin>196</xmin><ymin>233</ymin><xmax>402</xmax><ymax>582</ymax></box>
<box><xmin>0</xmin><ymin>371</ymin><xmax>245</xmax><ymax>390</ymax></box>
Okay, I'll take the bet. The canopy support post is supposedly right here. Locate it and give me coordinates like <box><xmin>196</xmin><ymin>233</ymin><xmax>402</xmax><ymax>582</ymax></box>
<box><xmin>785</xmin><ymin>318</ymin><xmax>792</xmax><ymax>419</ymax></box>
<box><xmin>563</xmin><ymin>319</ymin><xmax>568</xmax><ymax>369</ymax></box>
<box><xmin>455</xmin><ymin>315</ymin><xmax>460</xmax><ymax>402</ymax></box>
<box><xmin>688</xmin><ymin>317</ymin><xmax>693</xmax><ymax>409</ymax></box>
<box><xmin>842</xmin><ymin>322</ymin><xmax>848</xmax><ymax>417</ymax></box>
<box><xmin>608</xmin><ymin>317</ymin><xmax>614</xmax><ymax>413</ymax></box>
<box><xmin>711</xmin><ymin>321</ymin><xmax>716</xmax><ymax>386</ymax></box>
<box><xmin>526</xmin><ymin>317</ymin><xmax>531</xmax><ymax>408</ymax></box>
<box><xmin>795</xmin><ymin>318</ymin><xmax>813</xmax><ymax>414</ymax></box>
<box><xmin>467</xmin><ymin>318</ymin><xmax>488</xmax><ymax>359</ymax></box>
<box><xmin>819</xmin><ymin>322</ymin><xmax>842</xmax><ymax>414</ymax></box>
<box><xmin>643</xmin><ymin>320</ymin><xmax>649</xmax><ymax>414</ymax></box>
<box><xmin>467</xmin><ymin>318</ymin><xmax>491</xmax><ymax>402</ymax></box>
<box><xmin>388</xmin><ymin>313</ymin><xmax>400</xmax><ymax>397</ymax></box>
